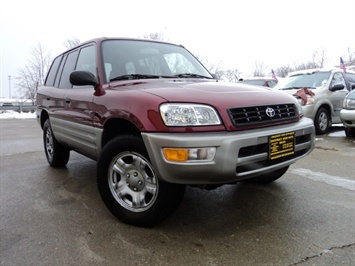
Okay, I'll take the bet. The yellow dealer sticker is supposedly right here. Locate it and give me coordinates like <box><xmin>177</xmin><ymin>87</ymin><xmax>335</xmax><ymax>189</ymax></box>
<box><xmin>269</xmin><ymin>132</ymin><xmax>295</xmax><ymax>160</ymax></box>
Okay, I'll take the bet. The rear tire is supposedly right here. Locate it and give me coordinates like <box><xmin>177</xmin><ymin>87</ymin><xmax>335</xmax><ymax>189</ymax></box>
<box><xmin>246</xmin><ymin>166</ymin><xmax>289</xmax><ymax>184</ymax></box>
<box><xmin>314</xmin><ymin>107</ymin><xmax>330</xmax><ymax>135</ymax></box>
<box><xmin>43</xmin><ymin>119</ymin><xmax>70</xmax><ymax>167</ymax></box>
<box><xmin>97</xmin><ymin>135</ymin><xmax>185</xmax><ymax>227</ymax></box>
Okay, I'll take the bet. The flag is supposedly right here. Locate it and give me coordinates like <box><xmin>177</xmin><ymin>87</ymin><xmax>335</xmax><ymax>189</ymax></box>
<box><xmin>271</xmin><ymin>69</ymin><xmax>278</xmax><ymax>80</ymax></box>
<box><xmin>340</xmin><ymin>57</ymin><xmax>347</xmax><ymax>73</ymax></box>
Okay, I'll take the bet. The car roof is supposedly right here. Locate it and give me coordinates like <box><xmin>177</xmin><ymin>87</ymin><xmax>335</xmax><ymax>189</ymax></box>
<box><xmin>67</xmin><ymin>37</ymin><xmax>183</xmax><ymax>51</ymax></box>
<box><xmin>288</xmin><ymin>68</ymin><xmax>355</xmax><ymax>77</ymax></box>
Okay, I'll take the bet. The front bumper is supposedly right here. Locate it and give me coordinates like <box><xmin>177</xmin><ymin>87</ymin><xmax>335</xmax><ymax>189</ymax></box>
<box><xmin>302</xmin><ymin>104</ymin><xmax>316</xmax><ymax>120</ymax></box>
<box><xmin>142</xmin><ymin>118</ymin><xmax>315</xmax><ymax>184</ymax></box>
<box><xmin>340</xmin><ymin>109</ymin><xmax>355</xmax><ymax>128</ymax></box>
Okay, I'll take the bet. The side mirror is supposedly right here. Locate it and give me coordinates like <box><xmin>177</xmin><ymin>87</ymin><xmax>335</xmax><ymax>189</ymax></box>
<box><xmin>70</xmin><ymin>70</ymin><xmax>99</xmax><ymax>88</ymax></box>
<box><xmin>351</xmin><ymin>84</ymin><xmax>355</xmax><ymax>90</ymax></box>
<box><xmin>329</xmin><ymin>84</ymin><xmax>345</xmax><ymax>91</ymax></box>
<box><xmin>211</xmin><ymin>73</ymin><xmax>219</xmax><ymax>81</ymax></box>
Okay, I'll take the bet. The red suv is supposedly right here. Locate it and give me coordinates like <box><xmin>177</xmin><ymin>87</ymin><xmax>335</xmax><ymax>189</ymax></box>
<box><xmin>36</xmin><ymin>37</ymin><xmax>315</xmax><ymax>226</ymax></box>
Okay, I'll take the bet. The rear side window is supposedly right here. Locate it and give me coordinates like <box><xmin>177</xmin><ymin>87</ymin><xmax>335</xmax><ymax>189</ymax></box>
<box><xmin>45</xmin><ymin>56</ymin><xmax>62</xmax><ymax>86</ymax></box>
<box><xmin>58</xmin><ymin>50</ymin><xmax>79</xmax><ymax>89</ymax></box>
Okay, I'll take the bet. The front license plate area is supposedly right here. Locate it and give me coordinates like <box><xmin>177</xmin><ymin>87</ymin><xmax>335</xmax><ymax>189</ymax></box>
<box><xmin>269</xmin><ymin>132</ymin><xmax>295</xmax><ymax>160</ymax></box>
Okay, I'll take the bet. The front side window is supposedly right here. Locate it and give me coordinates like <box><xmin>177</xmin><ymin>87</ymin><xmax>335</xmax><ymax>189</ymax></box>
<box><xmin>75</xmin><ymin>45</ymin><xmax>97</xmax><ymax>77</ymax></box>
<box><xmin>331</xmin><ymin>72</ymin><xmax>346</xmax><ymax>88</ymax></box>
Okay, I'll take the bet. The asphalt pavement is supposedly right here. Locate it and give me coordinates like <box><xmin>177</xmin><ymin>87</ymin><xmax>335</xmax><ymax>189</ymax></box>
<box><xmin>1</xmin><ymin>119</ymin><xmax>354</xmax><ymax>266</ymax></box>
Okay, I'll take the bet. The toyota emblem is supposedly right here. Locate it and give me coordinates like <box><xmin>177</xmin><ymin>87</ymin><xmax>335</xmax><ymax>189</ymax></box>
<box><xmin>266</xmin><ymin>107</ymin><xmax>275</xmax><ymax>118</ymax></box>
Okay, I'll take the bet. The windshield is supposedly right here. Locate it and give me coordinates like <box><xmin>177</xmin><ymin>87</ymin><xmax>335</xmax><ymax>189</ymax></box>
<box><xmin>101</xmin><ymin>40</ymin><xmax>212</xmax><ymax>82</ymax></box>
<box><xmin>275</xmin><ymin>71</ymin><xmax>330</xmax><ymax>90</ymax></box>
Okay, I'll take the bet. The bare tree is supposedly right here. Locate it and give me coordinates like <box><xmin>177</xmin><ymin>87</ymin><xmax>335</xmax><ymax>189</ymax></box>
<box><xmin>275</xmin><ymin>65</ymin><xmax>293</xmax><ymax>78</ymax></box>
<box><xmin>214</xmin><ymin>69</ymin><xmax>225</xmax><ymax>81</ymax></box>
<box><xmin>223</xmin><ymin>69</ymin><xmax>240</xmax><ymax>83</ymax></box>
<box><xmin>310</xmin><ymin>49</ymin><xmax>327</xmax><ymax>68</ymax></box>
<box><xmin>15</xmin><ymin>43</ymin><xmax>52</xmax><ymax>104</ymax></box>
<box><xmin>252</xmin><ymin>61</ymin><xmax>267</xmax><ymax>77</ymax></box>
<box><xmin>345</xmin><ymin>47</ymin><xmax>355</xmax><ymax>66</ymax></box>
<box><xmin>63</xmin><ymin>37</ymin><xmax>81</xmax><ymax>49</ymax></box>
<box><xmin>194</xmin><ymin>54</ymin><xmax>223</xmax><ymax>74</ymax></box>
<box><xmin>143</xmin><ymin>32</ymin><xmax>166</xmax><ymax>41</ymax></box>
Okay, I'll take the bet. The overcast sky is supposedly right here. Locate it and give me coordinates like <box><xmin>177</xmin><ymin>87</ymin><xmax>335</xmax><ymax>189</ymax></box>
<box><xmin>1</xmin><ymin>0</ymin><xmax>354</xmax><ymax>98</ymax></box>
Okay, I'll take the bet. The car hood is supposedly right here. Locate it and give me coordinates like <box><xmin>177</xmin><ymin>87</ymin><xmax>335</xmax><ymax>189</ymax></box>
<box><xmin>278</xmin><ymin>87</ymin><xmax>322</xmax><ymax>97</ymax></box>
<box><xmin>110</xmin><ymin>79</ymin><xmax>297</xmax><ymax>107</ymax></box>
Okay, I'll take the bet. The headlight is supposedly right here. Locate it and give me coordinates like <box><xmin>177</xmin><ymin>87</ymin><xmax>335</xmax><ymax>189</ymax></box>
<box><xmin>343</xmin><ymin>98</ymin><xmax>355</xmax><ymax>109</ymax></box>
<box><xmin>296</xmin><ymin>100</ymin><xmax>304</xmax><ymax>117</ymax></box>
<box><xmin>296</xmin><ymin>96</ymin><xmax>314</xmax><ymax>106</ymax></box>
<box><xmin>160</xmin><ymin>103</ymin><xmax>221</xmax><ymax>126</ymax></box>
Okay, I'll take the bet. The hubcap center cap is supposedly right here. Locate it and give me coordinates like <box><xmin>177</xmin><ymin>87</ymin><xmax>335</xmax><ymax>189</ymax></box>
<box><xmin>126</xmin><ymin>170</ymin><xmax>144</xmax><ymax>191</ymax></box>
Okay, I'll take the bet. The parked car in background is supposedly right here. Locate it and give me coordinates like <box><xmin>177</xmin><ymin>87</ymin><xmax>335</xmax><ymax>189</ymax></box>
<box><xmin>340</xmin><ymin>89</ymin><xmax>355</xmax><ymax>137</ymax></box>
<box><xmin>238</xmin><ymin>77</ymin><xmax>278</xmax><ymax>88</ymax></box>
<box><xmin>274</xmin><ymin>68</ymin><xmax>355</xmax><ymax>134</ymax></box>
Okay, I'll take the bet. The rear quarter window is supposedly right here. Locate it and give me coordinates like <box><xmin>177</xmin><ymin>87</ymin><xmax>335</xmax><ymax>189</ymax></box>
<box><xmin>45</xmin><ymin>56</ymin><xmax>63</xmax><ymax>86</ymax></box>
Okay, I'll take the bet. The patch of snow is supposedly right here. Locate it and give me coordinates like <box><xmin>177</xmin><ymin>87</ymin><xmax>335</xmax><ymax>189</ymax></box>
<box><xmin>290</xmin><ymin>168</ymin><xmax>355</xmax><ymax>192</ymax></box>
<box><xmin>327</xmin><ymin>131</ymin><xmax>345</xmax><ymax>137</ymax></box>
<box><xmin>0</xmin><ymin>110</ymin><xmax>36</xmax><ymax>119</ymax></box>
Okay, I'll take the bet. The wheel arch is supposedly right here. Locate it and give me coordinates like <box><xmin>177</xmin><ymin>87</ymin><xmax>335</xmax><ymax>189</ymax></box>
<box><xmin>101</xmin><ymin>118</ymin><xmax>141</xmax><ymax>149</ymax></box>
<box><xmin>317</xmin><ymin>103</ymin><xmax>332</xmax><ymax>122</ymax></box>
<box><xmin>39</xmin><ymin>110</ymin><xmax>49</xmax><ymax>129</ymax></box>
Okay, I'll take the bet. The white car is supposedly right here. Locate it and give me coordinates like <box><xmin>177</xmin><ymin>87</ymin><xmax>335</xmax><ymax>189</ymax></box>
<box><xmin>274</xmin><ymin>68</ymin><xmax>355</xmax><ymax>134</ymax></box>
<box><xmin>340</xmin><ymin>89</ymin><xmax>355</xmax><ymax>137</ymax></box>
<box><xmin>238</xmin><ymin>77</ymin><xmax>278</xmax><ymax>88</ymax></box>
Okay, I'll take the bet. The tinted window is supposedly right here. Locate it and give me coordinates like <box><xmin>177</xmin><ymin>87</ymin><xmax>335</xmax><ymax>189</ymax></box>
<box><xmin>58</xmin><ymin>50</ymin><xmax>79</xmax><ymax>89</ymax></box>
<box><xmin>45</xmin><ymin>55</ymin><xmax>62</xmax><ymax>86</ymax></box>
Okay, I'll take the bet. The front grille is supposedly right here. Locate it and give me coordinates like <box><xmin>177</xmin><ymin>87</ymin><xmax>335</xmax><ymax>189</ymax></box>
<box><xmin>228</xmin><ymin>104</ymin><xmax>297</xmax><ymax>127</ymax></box>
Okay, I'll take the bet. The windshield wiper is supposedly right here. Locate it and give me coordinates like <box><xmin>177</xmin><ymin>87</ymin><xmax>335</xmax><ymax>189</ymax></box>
<box><xmin>110</xmin><ymin>74</ymin><xmax>160</xmax><ymax>81</ymax></box>
<box><xmin>172</xmin><ymin>73</ymin><xmax>212</xmax><ymax>79</ymax></box>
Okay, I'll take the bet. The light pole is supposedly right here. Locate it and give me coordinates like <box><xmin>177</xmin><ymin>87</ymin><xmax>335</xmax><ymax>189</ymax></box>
<box><xmin>8</xmin><ymin>75</ymin><xmax>12</xmax><ymax>98</ymax></box>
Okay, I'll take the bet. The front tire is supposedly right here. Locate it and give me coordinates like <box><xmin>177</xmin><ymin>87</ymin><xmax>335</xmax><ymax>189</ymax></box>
<box><xmin>97</xmin><ymin>135</ymin><xmax>185</xmax><ymax>227</ymax></box>
<box><xmin>345</xmin><ymin>127</ymin><xmax>355</xmax><ymax>137</ymax></box>
<box><xmin>246</xmin><ymin>166</ymin><xmax>289</xmax><ymax>184</ymax></box>
<box><xmin>43</xmin><ymin>119</ymin><xmax>70</xmax><ymax>167</ymax></box>
<box><xmin>314</xmin><ymin>107</ymin><xmax>330</xmax><ymax>135</ymax></box>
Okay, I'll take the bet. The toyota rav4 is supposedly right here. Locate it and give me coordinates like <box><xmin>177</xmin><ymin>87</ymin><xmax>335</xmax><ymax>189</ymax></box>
<box><xmin>36</xmin><ymin>37</ymin><xmax>315</xmax><ymax>226</ymax></box>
